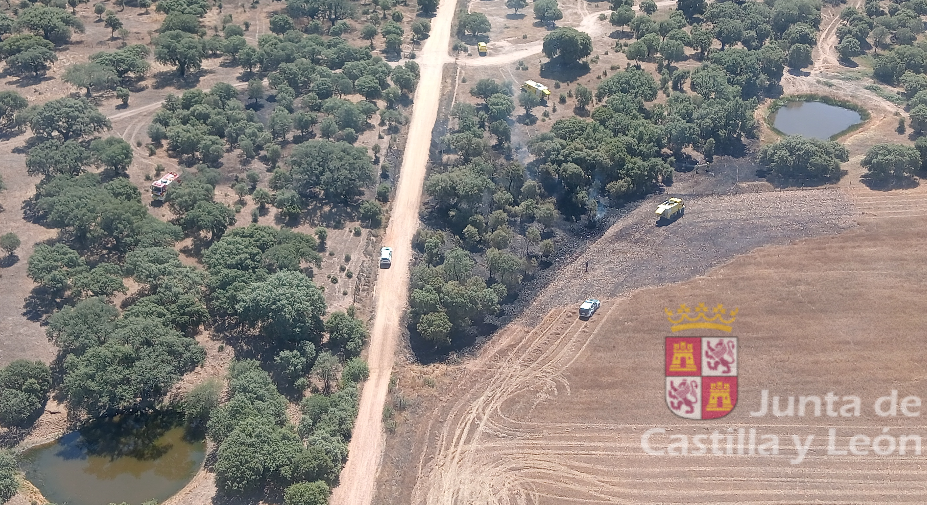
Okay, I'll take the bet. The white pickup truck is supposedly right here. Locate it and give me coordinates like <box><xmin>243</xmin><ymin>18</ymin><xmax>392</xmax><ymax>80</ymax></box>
<box><xmin>379</xmin><ymin>247</ymin><xmax>393</xmax><ymax>268</ymax></box>
<box><xmin>579</xmin><ymin>299</ymin><xmax>601</xmax><ymax>319</ymax></box>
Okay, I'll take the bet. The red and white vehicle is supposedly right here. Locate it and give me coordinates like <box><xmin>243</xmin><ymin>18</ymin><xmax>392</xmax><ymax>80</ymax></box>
<box><xmin>151</xmin><ymin>172</ymin><xmax>179</xmax><ymax>201</ymax></box>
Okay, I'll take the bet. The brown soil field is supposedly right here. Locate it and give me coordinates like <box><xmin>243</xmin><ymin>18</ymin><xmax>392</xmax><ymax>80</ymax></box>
<box><xmin>375</xmin><ymin>179</ymin><xmax>927</xmax><ymax>504</ymax></box>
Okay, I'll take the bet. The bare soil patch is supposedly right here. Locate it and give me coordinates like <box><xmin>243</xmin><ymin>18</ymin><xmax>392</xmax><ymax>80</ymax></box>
<box><xmin>376</xmin><ymin>178</ymin><xmax>927</xmax><ymax>503</ymax></box>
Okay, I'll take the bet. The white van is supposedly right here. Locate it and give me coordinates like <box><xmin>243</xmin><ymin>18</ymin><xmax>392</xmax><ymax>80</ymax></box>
<box><xmin>380</xmin><ymin>247</ymin><xmax>393</xmax><ymax>268</ymax></box>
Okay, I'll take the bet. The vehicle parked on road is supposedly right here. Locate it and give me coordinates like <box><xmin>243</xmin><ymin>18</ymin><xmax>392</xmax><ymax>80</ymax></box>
<box><xmin>380</xmin><ymin>247</ymin><xmax>393</xmax><ymax>268</ymax></box>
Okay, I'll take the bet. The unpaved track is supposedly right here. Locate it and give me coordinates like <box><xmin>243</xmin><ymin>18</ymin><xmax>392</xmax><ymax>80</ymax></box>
<box><xmin>328</xmin><ymin>0</ymin><xmax>457</xmax><ymax>503</ymax></box>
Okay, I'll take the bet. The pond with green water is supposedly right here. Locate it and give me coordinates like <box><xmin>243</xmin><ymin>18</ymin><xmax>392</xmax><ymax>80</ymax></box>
<box><xmin>20</xmin><ymin>411</ymin><xmax>205</xmax><ymax>505</ymax></box>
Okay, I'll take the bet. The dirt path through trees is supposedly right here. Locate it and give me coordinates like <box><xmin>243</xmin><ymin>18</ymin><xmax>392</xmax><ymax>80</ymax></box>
<box><xmin>327</xmin><ymin>0</ymin><xmax>458</xmax><ymax>503</ymax></box>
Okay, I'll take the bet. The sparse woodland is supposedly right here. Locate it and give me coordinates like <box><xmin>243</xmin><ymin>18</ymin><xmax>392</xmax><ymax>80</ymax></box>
<box><xmin>0</xmin><ymin>0</ymin><xmax>432</xmax><ymax>499</ymax></box>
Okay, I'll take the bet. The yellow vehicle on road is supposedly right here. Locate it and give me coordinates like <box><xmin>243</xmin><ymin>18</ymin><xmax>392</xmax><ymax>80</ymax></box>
<box><xmin>478</xmin><ymin>42</ymin><xmax>487</xmax><ymax>55</ymax></box>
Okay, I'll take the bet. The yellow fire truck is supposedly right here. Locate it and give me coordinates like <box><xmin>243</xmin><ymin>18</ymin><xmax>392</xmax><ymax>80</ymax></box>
<box><xmin>655</xmin><ymin>197</ymin><xmax>684</xmax><ymax>223</ymax></box>
<box><xmin>522</xmin><ymin>80</ymin><xmax>551</xmax><ymax>100</ymax></box>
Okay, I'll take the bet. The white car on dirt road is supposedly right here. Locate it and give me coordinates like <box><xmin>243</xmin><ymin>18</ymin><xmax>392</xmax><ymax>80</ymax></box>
<box><xmin>379</xmin><ymin>247</ymin><xmax>392</xmax><ymax>268</ymax></box>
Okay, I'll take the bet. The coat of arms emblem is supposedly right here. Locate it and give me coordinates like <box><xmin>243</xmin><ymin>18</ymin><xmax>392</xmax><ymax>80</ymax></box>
<box><xmin>664</xmin><ymin>304</ymin><xmax>738</xmax><ymax>420</ymax></box>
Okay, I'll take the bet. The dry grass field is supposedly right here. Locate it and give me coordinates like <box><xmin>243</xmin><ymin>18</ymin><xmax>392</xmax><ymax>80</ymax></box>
<box><xmin>376</xmin><ymin>177</ymin><xmax>927</xmax><ymax>504</ymax></box>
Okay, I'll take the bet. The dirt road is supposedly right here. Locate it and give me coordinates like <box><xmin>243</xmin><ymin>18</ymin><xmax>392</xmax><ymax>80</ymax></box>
<box><xmin>327</xmin><ymin>0</ymin><xmax>457</xmax><ymax>503</ymax></box>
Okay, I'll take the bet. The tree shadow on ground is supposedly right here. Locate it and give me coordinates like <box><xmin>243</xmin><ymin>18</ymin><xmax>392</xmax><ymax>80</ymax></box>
<box><xmin>295</xmin><ymin>200</ymin><xmax>359</xmax><ymax>230</ymax></box>
<box><xmin>0</xmin><ymin>254</ymin><xmax>18</xmax><ymax>268</ymax></box>
<box><xmin>127</xmin><ymin>81</ymin><xmax>149</xmax><ymax>93</ymax></box>
<box><xmin>532</xmin><ymin>20</ymin><xmax>559</xmax><ymax>30</ymax></box>
<box><xmin>179</xmin><ymin>239</ymin><xmax>208</xmax><ymax>259</ymax></box>
<box><xmin>517</xmin><ymin>113</ymin><xmax>538</xmax><ymax>125</ymax></box>
<box><xmin>381</xmin><ymin>50</ymin><xmax>404</xmax><ymax>63</ymax></box>
<box><xmin>12</xmin><ymin>136</ymin><xmax>45</xmax><ymax>156</ymax></box>
<box><xmin>765</xmin><ymin>82</ymin><xmax>784</xmax><ymax>99</ymax></box>
<box><xmin>22</xmin><ymin>286</ymin><xmax>67</xmax><ymax>323</ymax></box>
<box><xmin>861</xmin><ymin>175</ymin><xmax>920</xmax><ymax>191</ymax></box>
<box><xmin>4</xmin><ymin>74</ymin><xmax>54</xmax><ymax>88</ymax></box>
<box><xmin>213</xmin><ymin>488</ymin><xmax>284</xmax><ymax>505</ymax></box>
<box><xmin>458</xmin><ymin>33</ymin><xmax>490</xmax><ymax>45</ymax></box>
<box><xmin>0</xmin><ymin>419</ymin><xmax>42</xmax><ymax>449</ymax></box>
<box><xmin>407</xmin><ymin>319</ymin><xmax>494</xmax><ymax>366</ymax></box>
<box><xmin>540</xmin><ymin>61</ymin><xmax>591</xmax><ymax>82</ymax></box>
<box><xmin>787</xmin><ymin>68</ymin><xmax>811</xmax><ymax>77</ymax></box>
<box><xmin>717</xmin><ymin>137</ymin><xmax>748</xmax><ymax>158</ymax></box>
<box><xmin>506</xmin><ymin>12</ymin><xmax>527</xmax><ymax>19</ymax></box>
<box><xmin>764</xmin><ymin>171</ymin><xmax>846</xmax><ymax>189</ymax></box>
<box><xmin>212</xmin><ymin>326</ymin><xmax>278</xmax><ymax>364</ymax></box>
<box><xmin>0</xmin><ymin>127</ymin><xmax>26</xmax><ymax>142</ymax></box>
<box><xmin>838</xmin><ymin>57</ymin><xmax>859</xmax><ymax>69</ymax></box>
<box><xmin>151</xmin><ymin>68</ymin><xmax>210</xmax><ymax>90</ymax></box>
<box><xmin>608</xmin><ymin>29</ymin><xmax>633</xmax><ymax>40</ymax></box>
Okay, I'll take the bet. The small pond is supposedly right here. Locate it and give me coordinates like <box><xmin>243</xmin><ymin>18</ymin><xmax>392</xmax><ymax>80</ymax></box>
<box><xmin>772</xmin><ymin>101</ymin><xmax>863</xmax><ymax>140</ymax></box>
<box><xmin>20</xmin><ymin>411</ymin><xmax>205</xmax><ymax>505</ymax></box>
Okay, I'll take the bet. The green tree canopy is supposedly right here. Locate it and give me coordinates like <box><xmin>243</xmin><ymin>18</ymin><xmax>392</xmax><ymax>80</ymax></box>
<box><xmin>26</xmin><ymin>140</ymin><xmax>90</xmax><ymax>178</ymax></box>
<box><xmin>861</xmin><ymin>143</ymin><xmax>921</xmax><ymax>182</ymax></box>
<box><xmin>0</xmin><ymin>233</ymin><xmax>19</xmax><ymax>256</ymax></box>
<box><xmin>534</xmin><ymin>0</ymin><xmax>563</xmax><ymax>22</ymax></box>
<box><xmin>325</xmin><ymin>311</ymin><xmax>367</xmax><ymax>358</ymax></box>
<box><xmin>237</xmin><ymin>270</ymin><xmax>327</xmax><ymax>343</ymax></box>
<box><xmin>505</xmin><ymin>0</ymin><xmax>529</xmax><ymax>13</ymax></box>
<box><xmin>287</xmin><ymin>140</ymin><xmax>373</xmax><ymax>203</ymax></box>
<box><xmin>518</xmin><ymin>90</ymin><xmax>541</xmax><ymax>115</ymax></box>
<box><xmin>90</xmin><ymin>136</ymin><xmax>133</xmax><ymax>174</ymax></box>
<box><xmin>182</xmin><ymin>201</ymin><xmax>236</xmax><ymax>241</ymax></box>
<box><xmin>595</xmin><ymin>67</ymin><xmax>658</xmax><ymax>102</ymax></box>
<box><xmin>757</xmin><ymin>135</ymin><xmax>849</xmax><ymax>184</ymax></box>
<box><xmin>214</xmin><ymin>416</ymin><xmax>303</xmax><ymax>492</ymax></box>
<box><xmin>787</xmin><ymin>43</ymin><xmax>813</xmax><ymax>70</ymax></box>
<box><xmin>207</xmin><ymin>360</ymin><xmax>289</xmax><ymax>443</ymax></box>
<box><xmin>458</xmin><ymin>12</ymin><xmax>491</xmax><ymax>36</ymax></box>
<box><xmin>28</xmin><ymin>98</ymin><xmax>111</xmax><ymax>141</ymax></box>
<box><xmin>104</xmin><ymin>11</ymin><xmax>123</xmax><ymax>37</ymax></box>
<box><xmin>27</xmin><ymin>243</ymin><xmax>85</xmax><ymax>294</ymax></box>
<box><xmin>16</xmin><ymin>5</ymin><xmax>83</xmax><ymax>44</ymax></box>
<box><xmin>609</xmin><ymin>6</ymin><xmax>635</xmax><ymax>33</ymax></box>
<box><xmin>542</xmin><ymin>27</ymin><xmax>593</xmax><ymax>64</ymax></box>
<box><xmin>284</xmin><ymin>481</ymin><xmax>330</xmax><ymax>505</ymax></box>
<box><xmin>0</xmin><ymin>450</ymin><xmax>16</xmax><ymax>503</ymax></box>
<box><xmin>0</xmin><ymin>91</ymin><xmax>26</xmax><ymax>128</ymax></box>
<box><xmin>64</xmin><ymin>62</ymin><xmax>119</xmax><ymax>97</ymax></box>
<box><xmin>418</xmin><ymin>0</ymin><xmax>439</xmax><ymax>13</ymax></box>
<box><xmin>60</xmin><ymin>317</ymin><xmax>204</xmax><ymax>416</ymax></box>
<box><xmin>0</xmin><ymin>360</ymin><xmax>51</xmax><ymax>427</ymax></box>
<box><xmin>154</xmin><ymin>30</ymin><xmax>205</xmax><ymax>76</ymax></box>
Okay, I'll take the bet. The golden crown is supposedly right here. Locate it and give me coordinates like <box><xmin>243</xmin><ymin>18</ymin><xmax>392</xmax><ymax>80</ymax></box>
<box><xmin>665</xmin><ymin>303</ymin><xmax>737</xmax><ymax>333</ymax></box>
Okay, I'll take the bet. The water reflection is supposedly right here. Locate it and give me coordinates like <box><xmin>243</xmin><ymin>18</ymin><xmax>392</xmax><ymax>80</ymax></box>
<box><xmin>772</xmin><ymin>101</ymin><xmax>862</xmax><ymax>140</ymax></box>
<box><xmin>21</xmin><ymin>411</ymin><xmax>205</xmax><ymax>505</ymax></box>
